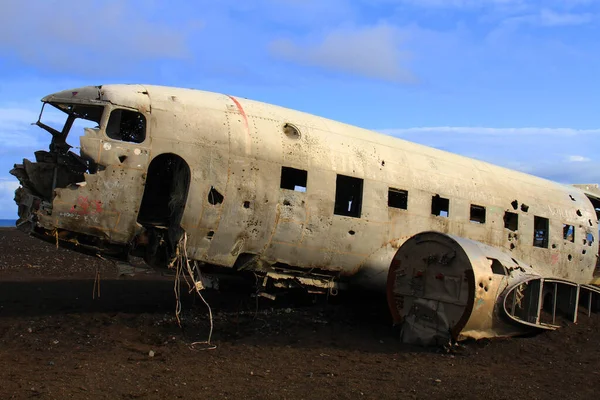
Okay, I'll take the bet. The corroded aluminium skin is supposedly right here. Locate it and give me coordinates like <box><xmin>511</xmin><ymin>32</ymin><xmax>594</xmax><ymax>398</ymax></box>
<box><xmin>10</xmin><ymin>84</ymin><xmax>600</xmax><ymax>342</ymax></box>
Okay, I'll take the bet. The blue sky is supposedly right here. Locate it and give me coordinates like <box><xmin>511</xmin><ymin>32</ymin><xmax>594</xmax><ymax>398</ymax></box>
<box><xmin>1</xmin><ymin>0</ymin><xmax>600</xmax><ymax>219</ymax></box>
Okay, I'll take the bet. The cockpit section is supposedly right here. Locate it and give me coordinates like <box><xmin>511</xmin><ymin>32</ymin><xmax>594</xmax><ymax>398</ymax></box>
<box><xmin>10</xmin><ymin>86</ymin><xmax>152</xmax><ymax>251</ymax></box>
<box><xmin>10</xmin><ymin>102</ymin><xmax>106</xmax><ymax>225</ymax></box>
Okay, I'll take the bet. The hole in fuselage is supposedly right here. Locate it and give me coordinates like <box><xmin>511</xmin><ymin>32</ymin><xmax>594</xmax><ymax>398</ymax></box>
<box><xmin>504</xmin><ymin>211</ymin><xmax>518</xmax><ymax>231</ymax></box>
<box><xmin>208</xmin><ymin>187</ymin><xmax>224</xmax><ymax>205</ymax></box>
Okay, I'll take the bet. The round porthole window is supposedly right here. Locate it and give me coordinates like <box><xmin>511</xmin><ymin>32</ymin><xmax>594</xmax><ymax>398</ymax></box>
<box><xmin>283</xmin><ymin>123</ymin><xmax>301</xmax><ymax>139</ymax></box>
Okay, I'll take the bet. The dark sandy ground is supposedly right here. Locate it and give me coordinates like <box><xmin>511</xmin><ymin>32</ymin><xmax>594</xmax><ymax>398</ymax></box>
<box><xmin>1</xmin><ymin>228</ymin><xmax>599</xmax><ymax>399</ymax></box>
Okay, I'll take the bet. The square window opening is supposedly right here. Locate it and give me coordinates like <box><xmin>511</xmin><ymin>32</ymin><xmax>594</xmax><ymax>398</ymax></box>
<box><xmin>533</xmin><ymin>216</ymin><xmax>549</xmax><ymax>248</ymax></box>
<box><xmin>504</xmin><ymin>211</ymin><xmax>518</xmax><ymax>231</ymax></box>
<box><xmin>470</xmin><ymin>205</ymin><xmax>486</xmax><ymax>224</ymax></box>
<box><xmin>334</xmin><ymin>174</ymin><xmax>364</xmax><ymax>218</ymax></box>
<box><xmin>431</xmin><ymin>195</ymin><xmax>449</xmax><ymax>217</ymax></box>
<box><xmin>280</xmin><ymin>167</ymin><xmax>307</xmax><ymax>192</ymax></box>
<box><xmin>106</xmin><ymin>109</ymin><xmax>146</xmax><ymax>143</ymax></box>
<box><xmin>563</xmin><ymin>224</ymin><xmax>575</xmax><ymax>242</ymax></box>
<box><xmin>388</xmin><ymin>188</ymin><xmax>408</xmax><ymax>210</ymax></box>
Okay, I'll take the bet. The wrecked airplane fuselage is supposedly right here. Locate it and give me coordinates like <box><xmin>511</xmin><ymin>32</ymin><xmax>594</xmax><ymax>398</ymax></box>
<box><xmin>11</xmin><ymin>84</ymin><xmax>600</xmax><ymax>345</ymax></box>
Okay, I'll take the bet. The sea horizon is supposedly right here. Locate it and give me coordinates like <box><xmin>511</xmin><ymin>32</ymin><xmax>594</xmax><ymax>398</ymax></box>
<box><xmin>0</xmin><ymin>219</ymin><xmax>16</xmax><ymax>227</ymax></box>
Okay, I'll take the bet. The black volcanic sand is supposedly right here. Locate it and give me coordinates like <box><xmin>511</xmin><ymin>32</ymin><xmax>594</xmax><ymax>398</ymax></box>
<box><xmin>1</xmin><ymin>228</ymin><xmax>599</xmax><ymax>399</ymax></box>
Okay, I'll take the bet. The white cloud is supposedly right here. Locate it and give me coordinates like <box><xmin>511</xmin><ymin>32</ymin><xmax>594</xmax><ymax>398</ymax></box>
<box><xmin>567</xmin><ymin>155</ymin><xmax>591</xmax><ymax>162</ymax></box>
<box><xmin>0</xmin><ymin>179</ymin><xmax>19</xmax><ymax>192</ymax></box>
<box><xmin>395</xmin><ymin>0</ymin><xmax>523</xmax><ymax>7</ymax></box>
<box><xmin>222</xmin><ymin>0</ymin><xmax>356</xmax><ymax>27</ymax></box>
<box><xmin>528</xmin><ymin>161</ymin><xmax>600</xmax><ymax>184</ymax></box>
<box><xmin>538</xmin><ymin>8</ymin><xmax>594</xmax><ymax>25</ymax></box>
<box><xmin>502</xmin><ymin>8</ymin><xmax>595</xmax><ymax>27</ymax></box>
<box><xmin>0</xmin><ymin>0</ymin><xmax>199</xmax><ymax>76</ymax></box>
<box><xmin>556</xmin><ymin>0</ymin><xmax>600</xmax><ymax>7</ymax></box>
<box><xmin>381</xmin><ymin>126</ymin><xmax>600</xmax><ymax>136</ymax></box>
<box><xmin>0</xmin><ymin>108</ymin><xmax>39</xmax><ymax>127</ymax></box>
<box><xmin>377</xmin><ymin>125</ymin><xmax>600</xmax><ymax>185</ymax></box>
<box><xmin>391</xmin><ymin>0</ymin><xmax>598</xmax><ymax>10</ymax></box>
<box><xmin>0</xmin><ymin>98</ymin><xmax>77</xmax><ymax>149</ymax></box>
<box><xmin>0</xmin><ymin>106</ymin><xmax>47</xmax><ymax>148</ymax></box>
<box><xmin>269</xmin><ymin>24</ymin><xmax>415</xmax><ymax>83</ymax></box>
<box><xmin>0</xmin><ymin>177</ymin><xmax>19</xmax><ymax>220</ymax></box>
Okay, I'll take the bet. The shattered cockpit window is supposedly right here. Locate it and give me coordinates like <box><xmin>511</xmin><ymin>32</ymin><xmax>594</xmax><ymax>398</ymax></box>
<box><xmin>54</xmin><ymin>103</ymin><xmax>104</xmax><ymax>121</ymax></box>
<box><xmin>106</xmin><ymin>109</ymin><xmax>146</xmax><ymax>143</ymax></box>
<box><xmin>38</xmin><ymin>103</ymin><xmax>104</xmax><ymax>153</ymax></box>
<box><xmin>11</xmin><ymin>102</ymin><xmax>105</xmax><ymax>214</ymax></box>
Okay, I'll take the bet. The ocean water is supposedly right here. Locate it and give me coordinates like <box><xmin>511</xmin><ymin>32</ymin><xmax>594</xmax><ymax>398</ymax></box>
<box><xmin>0</xmin><ymin>219</ymin><xmax>16</xmax><ymax>227</ymax></box>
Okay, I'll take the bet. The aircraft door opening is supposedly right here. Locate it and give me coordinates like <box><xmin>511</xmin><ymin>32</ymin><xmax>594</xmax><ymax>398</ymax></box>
<box><xmin>137</xmin><ymin>153</ymin><xmax>191</xmax><ymax>267</ymax></box>
<box><xmin>138</xmin><ymin>153</ymin><xmax>190</xmax><ymax>228</ymax></box>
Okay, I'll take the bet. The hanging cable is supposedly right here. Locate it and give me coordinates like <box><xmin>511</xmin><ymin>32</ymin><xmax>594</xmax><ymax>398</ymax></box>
<box><xmin>171</xmin><ymin>232</ymin><xmax>216</xmax><ymax>350</ymax></box>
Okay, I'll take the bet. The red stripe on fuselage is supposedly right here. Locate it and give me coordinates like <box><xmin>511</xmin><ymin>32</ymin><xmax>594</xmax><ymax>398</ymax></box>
<box><xmin>227</xmin><ymin>95</ymin><xmax>250</xmax><ymax>137</ymax></box>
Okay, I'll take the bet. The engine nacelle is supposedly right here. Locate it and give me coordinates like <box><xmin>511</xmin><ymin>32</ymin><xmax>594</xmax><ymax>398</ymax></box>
<box><xmin>387</xmin><ymin>231</ymin><xmax>544</xmax><ymax>345</ymax></box>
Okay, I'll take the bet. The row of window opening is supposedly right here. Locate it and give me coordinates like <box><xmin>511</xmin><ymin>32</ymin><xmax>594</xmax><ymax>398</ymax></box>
<box><xmin>279</xmin><ymin>166</ymin><xmax>594</xmax><ymax>249</ymax></box>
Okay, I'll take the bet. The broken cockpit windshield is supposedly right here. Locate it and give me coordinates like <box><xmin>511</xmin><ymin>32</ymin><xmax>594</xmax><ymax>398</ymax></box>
<box><xmin>10</xmin><ymin>103</ymin><xmax>105</xmax><ymax>202</ymax></box>
<box><xmin>37</xmin><ymin>102</ymin><xmax>104</xmax><ymax>153</ymax></box>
